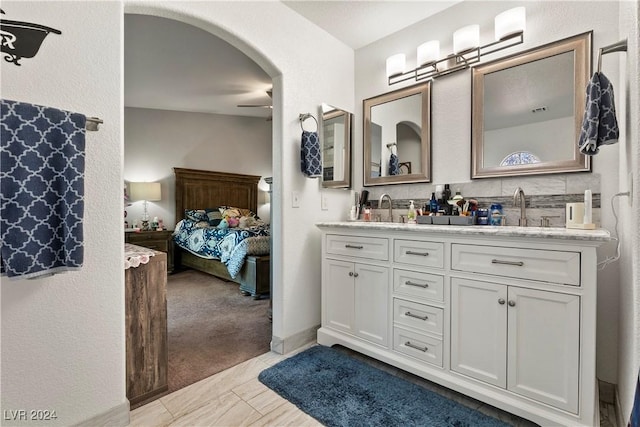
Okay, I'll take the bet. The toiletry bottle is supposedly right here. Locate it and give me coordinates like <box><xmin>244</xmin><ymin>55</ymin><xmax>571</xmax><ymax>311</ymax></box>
<box><xmin>408</xmin><ymin>200</ymin><xmax>417</xmax><ymax>224</ymax></box>
<box><xmin>429</xmin><ymin>192</ymin><xmax>438</xmax><ymax>214</ymax></box>
<box><xmin>442</xmin><ymin>184</ymin><xmax>452</xmax><ymax>215</ymax></box>
<box><xmin>350</xmin><ymin>205</ymin><xmax>357</xmax><ymax>221</ymax></box>
<box><xmin>490</xmin><ymin>203</ymin><xmax>503</xmax><ymax>226</ymax></box>
<box><xmin>363</xmin><ymin>203</ymin><xmax>371</xmax><ymax>221</ymax></box>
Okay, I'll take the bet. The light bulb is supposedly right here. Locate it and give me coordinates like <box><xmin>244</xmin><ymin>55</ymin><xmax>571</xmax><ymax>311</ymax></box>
<box><xmin>453</xmin><ymin>24</ymin><xmax>480</xmax><ymax>54</ymax></box>
<box><xmin>386</xmin><ymin>53</ymin><xmax>406</xmax><ymax>77</ymax></box>
<box><xmin>495</xmin><ymin>7</ymin><xmax>526</xmax><ymax>41</ymax></box>
<box><xmin>417</xmin><ymin>40</ymin><xmax>440</xmax><ymax>66</ymax></box>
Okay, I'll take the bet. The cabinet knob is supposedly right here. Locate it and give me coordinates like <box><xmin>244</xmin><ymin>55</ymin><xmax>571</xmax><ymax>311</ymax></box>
<box><xmin>508</xmin><ymin>300</ymin><xmax>516</xmax><ymax>307</ymax></box>
<box><xmin>353</xmin><ymin>272</ymin><xmax>359</xmax><ymax>278</ymax></box>
<box><xmin>498</xmin><ymin>298</ymin><xmax>505</xmax><ymax>305</ymax></box>
<box><xmin>348</xmin><ymin>271</ymin><xmax>354</xmax><ymax>277</ymax></box>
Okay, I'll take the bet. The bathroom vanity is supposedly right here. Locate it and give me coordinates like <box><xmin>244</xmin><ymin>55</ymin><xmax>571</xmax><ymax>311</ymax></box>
<box><xmin>316</xmin><ymin>222</ymin><xmax>610</xmax><ymax>427</ymax></box>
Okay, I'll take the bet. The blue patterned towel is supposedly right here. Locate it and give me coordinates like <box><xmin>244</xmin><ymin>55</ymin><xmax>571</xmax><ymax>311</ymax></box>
<box><xmin>300</xmin><ymin>131</ymin><xmax>322</xmax><ymax>178</ymax></box>
<box><xmin>630</xmin><ymin>368</ymin><xmax>640</xmax><ymax>427</ymax></box>
<box><xmin>578</xmin><ymin>72</ymin><xmax>619</xmax><ymax>155</ymax></box>
<box><xmin>389</xmin><ymin>152</ymin><xmax>400</xmax><ymax>175</ymax></box>
<box><xmin>1</xmin><ymin>99</ymin><xmax>86</xmax><ymax>279</ymax></box>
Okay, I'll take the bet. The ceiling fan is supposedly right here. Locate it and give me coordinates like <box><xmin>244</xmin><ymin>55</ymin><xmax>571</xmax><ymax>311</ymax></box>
<box><xmin>237</xmin><ymin>89</ymin><xmax>273</xmax><ymax>120</ymax></box>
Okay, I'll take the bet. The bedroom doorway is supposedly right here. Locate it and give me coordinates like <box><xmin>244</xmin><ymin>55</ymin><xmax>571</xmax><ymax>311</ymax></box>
<box><xmin>124</xmin><ymin>10</ymin><xmax>277</xmax><ymax>405</ymax></box>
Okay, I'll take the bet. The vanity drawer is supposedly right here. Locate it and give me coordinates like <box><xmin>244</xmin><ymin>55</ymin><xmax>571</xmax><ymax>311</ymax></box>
<box><xmin>326</xmin><ymin>234</ymin><xmax>388</xmax><ymax>261</ymax></box>
<box><xmin>394</xmin><ymin>240</ymin><xmax>444</xmax><ymax>269</ymax></box>
<box><xmin>393</xmin><ymin>298</ymin><xmax>443</xmax><ymax>336</ymax></box>
<box><xmin>393</xmin><ymin>327</ymin><xmax>443</xmax><ymax>367</ymax></box>
<box><xmin>451</xmin><ymin>244</ymin><xmax>580</xmax><ymax>286</ymax></box>
<box><xmin>394</xmin><ymin>269</ymin><xmax>444</xmax><ymax>302</ymax></box>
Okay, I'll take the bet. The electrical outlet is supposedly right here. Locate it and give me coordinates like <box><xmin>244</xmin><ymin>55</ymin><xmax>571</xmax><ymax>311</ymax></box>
<box><xmin>321</xmin><ymin>194</ymin><xmax>328</xmax><ymax>211</ymax></box>
<box><xmin>629</xmin><ymin>172</ymin><xmax>634</xmax><ymax>206</ymax></box>
<box><xmin>292</xmin><ymin>191</ymin><xmax>300</xmax><ymax>208</ymax></box>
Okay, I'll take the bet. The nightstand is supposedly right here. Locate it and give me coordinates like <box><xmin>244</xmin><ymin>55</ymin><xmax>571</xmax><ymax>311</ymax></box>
<box><xmin>125</xmin><ymin>230</ymin><xmax>174</xmax><ymax>272</ymax></box>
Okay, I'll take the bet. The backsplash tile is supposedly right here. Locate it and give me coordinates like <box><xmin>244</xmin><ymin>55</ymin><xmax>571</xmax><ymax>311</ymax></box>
<box><xmin>364</xmin><ymin>173</ymin><xmax>601</xmax><ymax>228</ymax></box>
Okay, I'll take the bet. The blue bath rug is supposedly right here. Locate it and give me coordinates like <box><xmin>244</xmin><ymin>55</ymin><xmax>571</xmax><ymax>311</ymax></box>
<box><xmin>258</xmin><ymin>345</ymin><xmax>511</xmax><ymax>427</ymax></box>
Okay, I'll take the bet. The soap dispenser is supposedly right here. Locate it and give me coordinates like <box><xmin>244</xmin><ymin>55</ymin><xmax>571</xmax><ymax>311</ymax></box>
<box><xmin>408</xmin><ymin>200</ymin><xmax>417</xmax><ymax>224</ymax></box>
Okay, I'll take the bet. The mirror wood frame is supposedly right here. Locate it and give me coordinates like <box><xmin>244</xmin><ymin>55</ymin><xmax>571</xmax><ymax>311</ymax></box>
<box><xmin>321</xmin><ymin>106</ymin><xmax>352</xmax><ymax>189</ymax></box>
<box><xmin>364</xmin><ymin>82</ymin><xmax>432</xmax><ymax>186</ymax></box>
<box><xmin>471</xmin><ymin>32</ymin><xmax>592</xmax><ymax>179</ymax></box>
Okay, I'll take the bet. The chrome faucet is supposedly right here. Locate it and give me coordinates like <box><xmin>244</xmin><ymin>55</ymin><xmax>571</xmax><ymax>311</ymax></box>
<box><xmin>513</xmin><ymin>187</ymin><xmax>527</xmax><ymax>227</ymax></box>
<box><xmin>378</xmin><ymin>194</ymin><xmax>393</xmax><ymax>222</ymax></box>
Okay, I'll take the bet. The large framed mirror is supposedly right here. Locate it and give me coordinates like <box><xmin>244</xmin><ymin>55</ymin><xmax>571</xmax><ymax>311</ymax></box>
<box><xmin>471</xmin><ymin>32</ymin><xmax>592</xmax><ymax>179</ymax></box>
<box><xmin>364</xmin><ymin>82</ymin><xmax>431</xmax><ymax>186</ymax></box>
<box><xmin>321</xmin><ymin>103</ymin><xmax>352</xmax><ymax>189</ymax></box>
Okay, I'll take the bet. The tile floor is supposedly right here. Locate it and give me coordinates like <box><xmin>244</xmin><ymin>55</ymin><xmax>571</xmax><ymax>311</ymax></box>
<box><xmin>129</xmin><ymin>343</ymin><xmax>606</xmax><ymax>427</ymax></box>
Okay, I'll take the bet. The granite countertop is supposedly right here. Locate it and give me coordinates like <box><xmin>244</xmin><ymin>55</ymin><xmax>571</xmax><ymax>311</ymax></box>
<box><xmin>316</xmin><ymin>221</ymin><xmax>611</xmax><ymax>242</ymax></box>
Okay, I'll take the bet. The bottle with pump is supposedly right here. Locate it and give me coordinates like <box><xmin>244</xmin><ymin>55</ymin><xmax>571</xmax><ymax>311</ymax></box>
<box><xmin>408</xmin><ymin>200</ymin><xmax>417</xmax><ymax>223</ymax></box>
<box><xmin>429</xmin><ymin>192</ymin><xmax>438</xmax><ymax>214</ymax></box>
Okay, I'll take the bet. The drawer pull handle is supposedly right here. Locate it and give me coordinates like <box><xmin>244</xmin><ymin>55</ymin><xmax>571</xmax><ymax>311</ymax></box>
<box><xmin>491</xmin><ymin>259</ymin><xmax>524</xmax><ymax>266</ymax></box>
<box><xmin>405</xmin><ymin>311</ymin><xmax>428</xmax><ymax>321</ymax></box>
<box><xmin>406</xmin><ymin>250</ymin><xmax>429</xmax><ymax>256</ymax></box>
<box><xmin>345</xmin><ymin>244</ymin><xmax>364</xmax><ymax>249</ymax></box>
<box><xmin>405</xmin><ymin>280</ymin><xmax>429</xmax><ymax>288</ymax></box>
<box><xmin>405</xmin><ymin>341</ymin><xmax>428</xmax><ymax>352</ymax></box>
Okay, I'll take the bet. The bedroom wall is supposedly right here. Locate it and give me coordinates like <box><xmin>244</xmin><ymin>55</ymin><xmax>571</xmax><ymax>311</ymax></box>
<box><xmin>0</xmin><ymin>1</ymin><xmax>126</xmax><ymax>426</ymax></box>
<box><xmin>354</xmin><ymin>0</ymin><xmax>627</xmax><ymax>385</ymax></box>
<box><xmin>124</xmin><ymin>107</ymin><xmax>273</xmax><ymax>225</ymax></box>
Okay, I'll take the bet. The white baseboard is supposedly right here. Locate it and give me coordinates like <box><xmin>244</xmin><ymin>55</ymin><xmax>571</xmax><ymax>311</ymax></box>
<box><xmin>73</xmin><ymin>401</ymin><xmax>130</xmax><ymax>427</ymax></box>
<box><xmin>271</xmin><ymin>324</ymin><xmax>319</xmax><ymax>354</ymax></box>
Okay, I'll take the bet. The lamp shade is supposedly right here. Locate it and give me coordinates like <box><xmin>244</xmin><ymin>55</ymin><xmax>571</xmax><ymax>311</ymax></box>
<box><xmin>386</xmin><ymin>53</ymin><xmax>406</xmax><ymax>77</ymax></box>
<box><xmin>453</xmin><ymin>24</ymin><xmax>480</xmax><ymax>54</ymax></box>
<box><xmin>417</xmin><ymin>40</ymin><xmax>440</xmax><ymax>66</ymax></box>
<box><xmin>495</xmin><ymin>7</ymin><xmax>526</xmax><ymax>41</ymax></box>
<box><xmin>130</xmin><ymin>182</ymin><xmax>161</xmax><ymax>202</ymax></box>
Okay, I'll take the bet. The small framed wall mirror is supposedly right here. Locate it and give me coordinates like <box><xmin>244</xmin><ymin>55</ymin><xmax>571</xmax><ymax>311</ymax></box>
<box><xmin>364</xmin><ymin>82</ymin><xmax>431</xmax><ymax>186</ymax></box>
<box><xmin>471</xmin><ymin>32</ymin><xmax>592</xmax><ymax>179</ymax></box>
<box><xmin>321</xmin><ymin>103</ymin><xmax>352</xmax><ymax>189</ymax></box>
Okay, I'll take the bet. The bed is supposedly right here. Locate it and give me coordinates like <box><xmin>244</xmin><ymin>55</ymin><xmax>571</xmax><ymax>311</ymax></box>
<box><xmin>173</xmin><ymin>167</ymin><xmax>270</xmax><ymax>299</ymax></box>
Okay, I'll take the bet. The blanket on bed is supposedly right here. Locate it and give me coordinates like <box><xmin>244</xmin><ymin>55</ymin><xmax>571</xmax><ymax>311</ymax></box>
<box><xmin>173</xmin><ymin>219</ymin><xmax>269</xmax><ymax>278</ymax></box>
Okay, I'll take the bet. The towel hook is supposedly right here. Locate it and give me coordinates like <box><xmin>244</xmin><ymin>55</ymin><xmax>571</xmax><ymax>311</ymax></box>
<box><xmin>299</xmin><ymin>113</ymin><xmax>318</xmax><ymax>132</ymax></box>
<box><xmin>597</xmin><ymin>39</ymin><xmax>628</xmax><ymax>73</ymax></box>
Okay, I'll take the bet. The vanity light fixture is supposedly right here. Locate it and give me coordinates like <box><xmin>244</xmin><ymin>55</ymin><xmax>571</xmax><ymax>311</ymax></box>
<box><xmin>387</xmin><ymin>7</ymin><xmax>525</xmax><ymax>85</ymax></box>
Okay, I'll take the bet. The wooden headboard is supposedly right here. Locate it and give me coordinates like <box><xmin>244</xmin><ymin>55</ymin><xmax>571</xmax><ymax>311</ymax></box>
<box><xmin>174</xmin><ymin>168</ymin><xmax>260</xmax><ymax>221</ymax></box>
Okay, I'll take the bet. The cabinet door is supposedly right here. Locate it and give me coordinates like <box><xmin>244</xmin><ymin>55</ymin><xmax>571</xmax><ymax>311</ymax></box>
<box><xmin>354</xmin><ymin>263</ymin><xmax>389</xmax><ymax>347</ymax></box>
<box><xmin>323</xmin><ymin>259</ymin><xmax>355</xmax><ymax>334</ymax></box>
<box><xmin>507</xmin><ymin>287</ymin><xmax>579</xmax><ymax>413</ymax></box>
<box><xmin>451</xmin><ymin>278</ymin><xmax>507</xmax><ymax>388</ymax></box>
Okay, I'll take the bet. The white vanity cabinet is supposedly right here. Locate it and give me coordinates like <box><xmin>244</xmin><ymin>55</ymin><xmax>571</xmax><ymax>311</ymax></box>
<box><xmin>317</xmin><ymin>222</ymin><xmax>609</xmax><ymax>427</ymax></box>
<box><xmin>323</xmin><ymin>235</ymin><xmax>390</xmax><ymax>348</ymax></box>
<box><xmin>451</xmin><ymin>278</ymin><xmax>580</xmax><ymax>413</ymax></box>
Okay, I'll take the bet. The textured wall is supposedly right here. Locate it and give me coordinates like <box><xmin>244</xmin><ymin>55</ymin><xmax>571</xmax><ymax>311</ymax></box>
<box><xmin>0</xmin><ymin>1</ymin><xmax>125</xmax><ymax>426</ymax></box>
<box><xmin>616</xmin><ymin>0</ymin><xmax>640</xmax><ymax>422</ymax></box>
<box><xmin>355</xmin><ymin>0</ymin><xmax>624</xmax><ymax>383</ymax></box>
<box><xmin>124</xmin><ymin>107</ymin><xmax>273</xmax><ymax>226</ymax></box>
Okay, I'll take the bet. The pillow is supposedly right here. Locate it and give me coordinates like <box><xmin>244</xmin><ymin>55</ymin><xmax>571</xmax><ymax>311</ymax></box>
<box><xmin>184</xmin><ymin>209</ymin><xmax>208</xmax><ymax>222</ymax></box>
<box><xmin>218</xmin><ymin>205</ymin><xmax>256</xmax><ymax>219</ymax></box>
<box><xmin>204</xmin><ymin>208</ymin><xmax>223</xmax><ymax>226</ymax></box>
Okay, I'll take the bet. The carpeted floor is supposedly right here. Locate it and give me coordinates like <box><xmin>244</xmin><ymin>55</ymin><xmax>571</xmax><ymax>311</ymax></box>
<box><xmin>167</xmin><ymin>269</ymin><xmax>272</xmax><ymax>394</ymax></box>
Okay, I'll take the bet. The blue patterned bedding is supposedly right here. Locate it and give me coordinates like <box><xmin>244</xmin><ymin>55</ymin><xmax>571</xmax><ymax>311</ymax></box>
<box><xmin>173</xmin><ymin>219</ymin><xmax>270</xmax><ymax>278</ymax></box>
